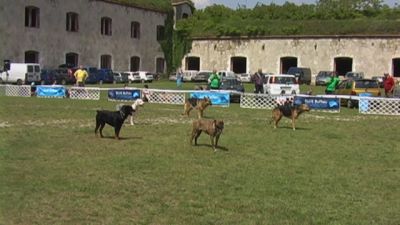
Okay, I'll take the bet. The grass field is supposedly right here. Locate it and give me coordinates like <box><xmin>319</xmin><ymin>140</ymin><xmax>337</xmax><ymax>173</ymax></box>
<box><xmin>1</xmin><ymin>81</ymin><xmax>399</xmax><ymax>225</ymax></box>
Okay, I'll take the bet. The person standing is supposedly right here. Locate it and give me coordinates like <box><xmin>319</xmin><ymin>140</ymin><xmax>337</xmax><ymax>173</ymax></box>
<box><xmin>383</xmin><ymin>73</ymin><xmax>395</xmax><ymax>97</ymax></box>
<box><xmin>251</xmin><ymin>68</ymin><xmax>265</xmax><ymax>94</ymax></box>
<box><xmin>176</xmin><ymin>69</ymin><xmax>183</xmax><ymax>88</ymax></box>
<box><xmin>208</xmin><ymin>69</ymin><xmax>221</xmax><ymax>90</ymax></box>
<box><xmin>325</xmin><ymin>74</ymin><xmax>340</xmax><ymax>94</ymax></box>
<box><xmin>74</xmin><ymin>65</ymin><xmax>88</xmax><ymax>87</ymax></box>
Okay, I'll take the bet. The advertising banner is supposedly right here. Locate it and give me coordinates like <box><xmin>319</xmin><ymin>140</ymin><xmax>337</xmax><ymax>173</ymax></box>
<box><xmin>36</xmin><ymin>85</ymin><xmax>66</xmax><ymax>98</ymax></box>
<box><xmin>190</xmin><ymin>91</ymin><xmax>230</xmax><ymax>107</ymax></box>
<box><xmin>294</xmin><ymin>96</ymin><xmax>340</xmax><ymax>110</ymax></box>
<box><xmin>108</xmin><ymin>89</ymin><xmax>141</xmax><ymax>101</ymax></box>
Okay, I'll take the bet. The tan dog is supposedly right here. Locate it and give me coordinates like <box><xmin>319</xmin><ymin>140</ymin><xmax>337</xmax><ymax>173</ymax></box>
<box><xmin>190</xmin><ymin>119</ymin><xmax>224</xmax><ymax>151</ymax></box>
<box><xmin>271</xmin><ymin>103</ymin><xmax>310</xmax><ymax>130</ymax></box>
<box><xmin>182</xmin><ymin>97</ymin><xmax>212</xmax><ymax>118</ymax></box>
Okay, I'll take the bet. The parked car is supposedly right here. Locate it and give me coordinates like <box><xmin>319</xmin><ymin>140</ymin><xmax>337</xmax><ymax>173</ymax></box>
<box><xmin>344</xmin><ymin>71</ymin><xmax>364</xmax><ymax>80</ymax></box>
<box><xmin>169</xmin><ymin>72</ymin><xmax>177</xmax><ymax>81</ymax></box>
<box><xmin>219</xmin><ymin>77</ymin><xmax>245</xmax><ymax>103</ymax></box>
<box><xmin>287</xmin><ymin>67</ymin><xmax>312</xmax><ymax>85</ymax></box>
<box><xmin>84</xmin><ymin>68</ymin><xmax>114</xmax><ymax>84</ymax></box>
<box><xmin>263</xmin><ymin>74</ymin><xmax>300</xmax><ymax>95</ymax></box>
<box><xmin>371</xmin><ymin>76</ymin><xmax>384</xmax><ymax>88</ymax></box>
<box><xmin>113</xmin><ymin>72</ymin><xmax>129</xmax><ymax>84</ymax></box>
<box><xmin>315</xmin><ymin>71</ymin><xmax>336</xmax><ymax>86</ymax></box>
<box><xmin>192</xmin><ymin>70</ymin><xmax>211</xmax><ymax>82</ymax></box>
<box><xmin>218</xmin><ymin>70</ymin><xmax>236</xmax><ymax>80</ymax></box>
<box><xmin>238</xmin><ymin>73</ymin><xmax>251</xmax><ymax>83</ymax></box>
<box><xmin>40</xmin><ymin>69</ymin><xmax>57</xmax><ymax>85</ymax></box>
<box><xmin>182</xmin><ymin>70</ymin><xmax>198</xmax><ymax>81</ymax></box>
<box><xmin>0</xmin><ymin>63</ymin><xmax>41</xmax><ymax>85</ymax></box>
<box><xmin>127</xmin><ymin>71</ymin><xmax>154</xmax><ymax>83</ymax></box>
<box><xmin>334</xmin><ymin>79</ymin><xmax>381</xmax><ymax>108</ymax></box>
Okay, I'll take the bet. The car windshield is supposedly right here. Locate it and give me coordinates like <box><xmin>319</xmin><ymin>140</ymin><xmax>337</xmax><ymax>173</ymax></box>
<box><xmin>355</xmin><ymin>80</ymin><xmax>378</xmax><ymax>88</ymax></box>
<box><xmin>272</xmin><ymin>76</ymin><xmax>296</xmax><ymax>84</ymax></box>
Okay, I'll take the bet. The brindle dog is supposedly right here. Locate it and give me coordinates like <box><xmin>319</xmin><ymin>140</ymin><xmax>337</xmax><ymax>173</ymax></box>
<box><xmin>190</xmin><ymin>119</ymin><xmax>224</xmax><ymax>151</ymax></box>
<box><xmin>182</xmin><ymin>97</ymin><xmax>212</xmax><ymax>118</ymax></box>
<box><xmin>271</xmin><ymin>103</ymin><xmax>310</xmax><ymax>130</ymax></box>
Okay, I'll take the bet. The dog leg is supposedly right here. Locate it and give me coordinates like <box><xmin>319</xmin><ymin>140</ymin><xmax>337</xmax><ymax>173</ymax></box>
<box><xmin>292</xmin><ymin>117</ymin><xmax>296</xmax><ymax>131</ymax></box>
<box><xmin>95</xmin><ymin>120</ymin><xmax>101</xmax><ymax>137</ymax></box>
<box><xmin>99</xmin><ymin>122</ymin><xmax>106</xmax><ymax>138</ymax></box>
<box><xmin>130</xmin><ymin>115</ymin><xmax>135</xmax><ymax>125</ymax></box>
<box><xmin>193</xmin><ymin>130</ymin><xmax>202</xmax><ymax>145</ymax></box>
<box><xmin>114</xmin><ymin>125</ymin><xmax>122</xmax><ymax>140</ymax></box>
<box><xmin>215</xmin><ymin>134</ymin><xmax>221</xmax><ymax>149</ymax></box>
<box><xmin>210</xmin><ymin>136</ymin><xmax>216</xmax><ymax>151</ymax></box>
<box><xmin>274</xmin><ymin>115</ymin><xmax>282</xmax><ymax>129</ymax></box>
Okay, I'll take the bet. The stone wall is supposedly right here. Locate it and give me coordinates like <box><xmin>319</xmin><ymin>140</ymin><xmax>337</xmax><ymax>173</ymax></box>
<box><xmin>0</xmin><ymin>0</ymin><xmax>166</xmax><ymax>71</ymax></box>
<box><xmin>184</xmin><ymin>36</ymin><xmax>400</xmax><ymax>78</ymax></box>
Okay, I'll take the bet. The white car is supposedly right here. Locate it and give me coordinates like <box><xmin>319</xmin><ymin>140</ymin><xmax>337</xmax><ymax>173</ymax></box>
<box><xmin>263</xmin><ymin>74</ymin><xmax>299</xmax><ymax>95</ymax></box>
<box><xmin>126</xmin><ymin>71</ymin><xmax>154</xmax><ymax>83</ymax></box>
<box><xmin>238</xmin><ymin>73</ymin><xmax>251</xmax><ymax>83</ymax></box>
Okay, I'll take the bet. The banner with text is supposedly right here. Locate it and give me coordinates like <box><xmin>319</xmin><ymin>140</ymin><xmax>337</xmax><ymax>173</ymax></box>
<box><xmin>108</xmin><ymin>89</ymin><xmax>141</xmax><ymax>101</ymax></box>
<box><xmin>294</xmin><ymin>96</ymin><xmax>340</xmax><ymax>110</ymax></box>
<box><xmin>36</xmin><ymin>85</ymin><xmax>66</xmax><ymax>98</ymax></box>
<box><xmin>190</xmin><ymin>91</ymin><xmax>230</xmax><ymax>107</ymax></box>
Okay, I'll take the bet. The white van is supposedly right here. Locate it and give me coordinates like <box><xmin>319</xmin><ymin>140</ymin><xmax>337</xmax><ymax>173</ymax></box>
<box><xmin>182</xmin><ymin>70</ymin><xmax>198</xmax><ymax>81</ymax></box>
<box><xmin>263</xmin><ymin>74</ymin><xmax>300</xmax><ymax>95</ymax></box>
<box><xmin>0</xmin><ymin>63</ymin><xmax>41</xmax><ymax>85</ymax></box>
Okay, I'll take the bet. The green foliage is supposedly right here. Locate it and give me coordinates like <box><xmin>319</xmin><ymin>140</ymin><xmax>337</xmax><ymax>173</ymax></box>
<box><xmin>175</xmin><ymin>0</ymin><xmax>400</xmax><ymax>37</ymax></box>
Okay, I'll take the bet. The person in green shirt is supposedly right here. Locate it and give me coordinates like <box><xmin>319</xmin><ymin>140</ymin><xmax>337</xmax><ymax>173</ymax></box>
<box><xmin>325</xmin><ymin>74</ymin><xmax>340</xmax><ymax>94</ymax></box>
<box><xmin>208</xmin><ymin>69</ymin><xmax>221</xmax><ymax>90</ymax></box>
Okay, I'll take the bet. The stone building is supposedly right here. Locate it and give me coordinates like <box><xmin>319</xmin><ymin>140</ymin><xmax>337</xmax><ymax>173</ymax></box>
<box><xmin>0</xmin><ymin>0</ymin><xmax>169</xmax><ymax>72</ymax></box>
<box><xmin>183</xmin><ymin>35</ymin><xmax>400</xmax><ymax>78</ymax></box>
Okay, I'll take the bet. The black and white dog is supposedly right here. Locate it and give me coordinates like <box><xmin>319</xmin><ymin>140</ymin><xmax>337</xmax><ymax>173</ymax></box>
<box><xmin>116</xmin><ymin>99</ymin><xmax>145</xmax><ymax>125</ymax></box>
<box><xmin>95</xmin><ymin>105</ymin><xmax>134</xmax><ymax>140</ymax></box>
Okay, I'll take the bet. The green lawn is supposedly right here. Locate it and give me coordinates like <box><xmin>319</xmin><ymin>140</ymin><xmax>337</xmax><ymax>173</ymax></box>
<box><xmin>1</xmin><ymin>81</ymin><xmax>399</xmax><ymax>225</ymax></box>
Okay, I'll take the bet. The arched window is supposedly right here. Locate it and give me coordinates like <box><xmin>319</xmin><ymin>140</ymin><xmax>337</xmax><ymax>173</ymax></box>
<box><xmin>131</xmin><ymin>21</ymin><xmax>140</xmax><ymax>39</ymax></box>
<box><xmin>66</xmin><ymin>12</ymin><xmax>79</xmax><ymax>32</ymax></box>
<box><xmin>101</xmin><ymin>17</ymin><xmax>112</xmax><ymax>36</ymax></box>
<box><xmin>100</xmin><ymin>55</ymin><xmax>112</xmax><ymax>69</ymax></box>
<box><xmin>130</xmin><ymin>56</ymin><xmax>140</xmax><ymax>71</ymax></box>
<box><xmin>156</xmin><ymin>25</ymin><xmax>165</xmax><ymax>41</ymax></box>
<box><xmin>25</xmin><ymin>51</ymin><xmax>39</xmax><ymax>63</ymax></box>
<box><xmin>156</xmin><ymin>57</ymin><xmax>165</xmax><ymax>74</ymax></box>
<box><xmin>66</xmin><ymin>52</ymin><xmax>79</xmax><ymax>67</ymax></box>
<box><xmin>25</xmin><ymin>6</ymin><xmax>40</xmax><ymax>28</ymax></box>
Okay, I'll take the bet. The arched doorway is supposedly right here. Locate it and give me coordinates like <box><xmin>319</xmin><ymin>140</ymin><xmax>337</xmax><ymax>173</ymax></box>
<box><xmin>230</xmin><ymin>56</ymin><xmax>247</xmax><ymax>74</ymax></box>
<box><xmin>334</xmin><ymin>57</ymin><xmax>352</xmax><ymax>76</ymax></box>
<box><xmin>185</xmin><ymin>56</ymin><xmax>200</xmax><ymax>71</ymax></box>
<box><xmin>65</xmin><ymin>52</ymin><xmax>78</xmax><ymax>67</ymax></box>
<box><xmin>130</xmin><ymin>56</ymin><xmax>140</xmax><ymax>71</ymax></box>
<box><xmin>280</xmin><ymin>57</ymin><xmax>297</xmax><ymax>74</ymax></box>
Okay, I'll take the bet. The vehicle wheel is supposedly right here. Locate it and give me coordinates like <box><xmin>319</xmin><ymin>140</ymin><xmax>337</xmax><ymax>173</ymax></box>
<box><xmin>347</xmin><ymin>100</ymin><xmax>354</xmax><ymax>108</ymax></box>
<box><xmin>17</xmin><ymin>79</ymin><xmax>23</xmax><ymax>85</ymax></box>
<box><xmin>61</xmin><ymin>79</ymin><xmax>66</xmax><ymax>85</ymax></box>
<box><xmin>99</xmin><ymin>80</ymin><xmax>103</xmax><ymax>85</ymax></box>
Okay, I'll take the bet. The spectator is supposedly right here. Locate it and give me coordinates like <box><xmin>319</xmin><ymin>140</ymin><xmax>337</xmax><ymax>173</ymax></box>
<box><xmin>251</xmin><ymin>68</ymin><xmax>264</xmax><ymax>94</ymax></box>
<box><xmin>325</xmin><ymin>74</ymin><xmax>340</xmax><ymax>94</ymax></box>
<box><xmin>73</xmin><ymin>65</ymin><xmax>88</xmax><ymax>87</ymax></box>
<box><xmin>208</xmin><ymin>69</ymin><xmax>221</xmax><ymax>90</ymax></box>
<box><xmin>176</xmin><ymin>69</ymin><xmax>183</xmax><ymax>88</ymax></box>
<box><xmin>383</xmin><ymin>73</ymin><xmax>395</xmax><ymax>97</ymax></box>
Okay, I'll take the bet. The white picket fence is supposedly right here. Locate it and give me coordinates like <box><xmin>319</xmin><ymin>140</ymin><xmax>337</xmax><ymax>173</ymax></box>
<box><xmin>1</xmin><ymin>84</ymin><xmax>400</xmax><ymax>116</ymax></box>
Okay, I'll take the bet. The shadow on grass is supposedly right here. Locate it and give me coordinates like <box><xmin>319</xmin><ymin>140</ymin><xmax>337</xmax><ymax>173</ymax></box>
<box><xmin>98</xmin><ymin>136</ymin><xmax>143</xmax><ymax>140</ymax></box>
<box><xmin>192</xmin><ymin>144</ymin><xmax>229</xmax><ymax>152</ymax></box>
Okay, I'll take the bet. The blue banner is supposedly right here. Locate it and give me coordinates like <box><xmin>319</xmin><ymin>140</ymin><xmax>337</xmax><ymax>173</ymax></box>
<box><xmin>294</xmin><ymin>96</ymin><xmax>340</xmax><ymax>110</ymax></box>
<box><xmin>36</xmin><ymin>85</ymin><xmax>66</xmax><ymax>98</ymax></box>
<box><xmin>108</xmin><ymin>89</ymin><xmax>141</xmax><ymax>101</ymax></box>
<box><xmin>190</xmin><ymin>91</ymin><xmax>230</xmax><ymax>106</ymax></box>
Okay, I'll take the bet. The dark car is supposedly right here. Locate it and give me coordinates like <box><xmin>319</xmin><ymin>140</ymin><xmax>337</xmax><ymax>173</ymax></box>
<box><xmin>287</xmin><ymin>67</ymin><xmax>312</xmax><ymax>85</ymax></box>
<box><xmin>219</xmin><ymin>77</ymin><xmax>245</xmax><ymax>103</ymax></box>
<box><xmin>40</xmin><ymin>68</ymin><xmax>75</xmax><ymax>85</ymax></box>
<box><xmin>40</xmin><ymin>69</ymin><xmax>57</xmax><ymax>85</ymax></box>
<box><xmin>113</xmin><ymin>72</ymin><xmax>129</xmax><ymax>84</ymax></box>
<box><xmin>84</xmin><ymin>67</ymin><xmax>114</xmax><ymax>84</ymax></box>
<box><xmin>315</xmin><ymin>71</ymin><xmax>336</xmax><ymax>86</ymax></box>
<box><xmin>371</xmin><ymin>76</ymin><xmax>384</xmax><ymax>88</ymax></box>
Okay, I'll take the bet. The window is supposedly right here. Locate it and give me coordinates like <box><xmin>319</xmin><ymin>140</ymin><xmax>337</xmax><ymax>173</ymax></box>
<box><xmin>25</xmin><ymin>6</ymin><xmax>40</xmax><ymax>28</ymax></box>
<box><xmin>66</xmin><ymin>12</ymin><xmax>79</xmax><ymax>32</ymax></box>
<box><xmin>101</xmin><ymin>17</ymin><xmax>112</xmax><ymax>36</ymax></box>
<box><xmin>100</xmin><ymin>55</ymin><xmax>112</xmax><ymax>69</ymax></box>
<box><xmin>131</xmin><ymin>21</ymin><xmax>140</xmax><ymax>39</ymax></box>
<box><xmin>156</xmin><ymin>25</ymin><xmax>165</xmax><ymax>41</ymax></box>
<box><xmin>130</xmin><ymin>56</ymin><xmax>140</xmax><ymax>71</ymax></box>
<box><xmin>65</xmin><ymin>53</ymin><xmax>79</xmax><ymax>67</ymax></box>
<box><xmin>156</xmin><ymin>58</ymin><xmax>165</xmax><ymax>74</ymax></box>
<box><xmin>25</xmin><ymin>51</ymin><xmax>39</xmax><ymax>63</ymax></box>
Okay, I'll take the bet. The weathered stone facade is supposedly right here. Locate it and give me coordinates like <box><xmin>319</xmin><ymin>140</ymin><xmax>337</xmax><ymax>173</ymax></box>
<box><xmin>184</xmin><ymin>36</ymin><xmax>400</xmax><ymax>78</ymax></box>
<box><xmin>0</xmin><ymin>0</ymin><xmax>167</xmax><ymax>72</ymax></box>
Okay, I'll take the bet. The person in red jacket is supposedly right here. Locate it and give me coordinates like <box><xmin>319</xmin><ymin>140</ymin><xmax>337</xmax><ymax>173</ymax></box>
<box><xmin>383</xmin><ymin>73</ymin><xmax>395</xmax><ymax>97</ymax></box>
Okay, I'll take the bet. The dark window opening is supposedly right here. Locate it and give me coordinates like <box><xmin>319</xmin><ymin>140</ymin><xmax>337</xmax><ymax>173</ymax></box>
<box><xmin>230</xmin><ymin>57</ymin><xmax>247</xmax><ymax>74</ymax></box>
<box><xmin>156</xmin><ymin>25</ymin><xmax>165</xmax><ymax>41</ymax></box>
<box><xmin>66</xmin><ymin>53</ymin><xmax>78</xmax><ymax>67</ymax></box>
<box><xmin>185</xmin><ymin>57</ymin><xmax>200</xmax><ymax>71</ymax></box>
<box><xmin>392</xmin><ymin>58</ymin><xmax>400</xmax><ymax>78</ymax></box>
<box><xmin>101</xmin><ymin>17</ymin><xmax>112</xmax><ymax>36</ymax></box>
<box><xmin>280</xmin><ymin>57</ymin><xmax>297</xmax><ymax>74</ymax></box>
<box><xmin>130</xmin><ymin>56</ymin><xmax>140</xmax><ymax>71</ymax></box>
<box><xmin>66</xmin><ymin>12</ymin><xmax>79</xmax><ymax>32</ymax></box>
<box><xmin>25</xmin><ymin>6</ymin><xmax>40</xmax><ymax>28</ymax></box>
<box><xmin>156</xmin><ymin>58</ymin><xmax>165</xmax><ymax>74</ymax></box>
<box><xmin>131</xmin><ymin>21</ymin><xmax>140</xmax><ymax>39</ymax></box>
<box><xmin>25</xmin><ymin>51</ymin><xmax>39</xmax><ymax>63</ymax></box>
<box><xmin>100</xmin><ymin>55</ymin><xmax>112</xmax><ymax>69</ymax></box>
<box><xmin>334</xmin><ymin>57</ymin><xmax>353</xmax><ymax>76</ymax></box>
